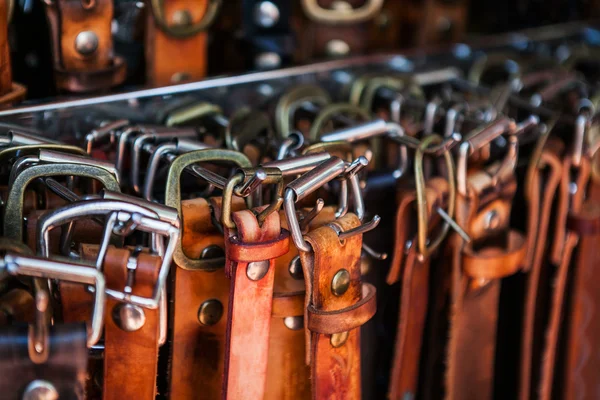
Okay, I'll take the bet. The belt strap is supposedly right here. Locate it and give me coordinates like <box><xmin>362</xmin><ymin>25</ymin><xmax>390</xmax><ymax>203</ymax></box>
<box><xmin>0</xmin><ymin>324</ymin><xmax>88</xmax><ymax>399</ymax></box>
<box><xmin>300</xmin><ymin>213</ymin><xmax>375</xmax><ymax>400</ymax></box>
<box><xmin>102</xmin><ymin>247</ymin><xmax>160</xmax><ymax>400</ymax></box>
<box><xmin>519</xmin><ymin>143</ymin><xmax>563</xmax><ymax>400</ymax></box>
<box><xmin>145</xmin><ymin>0</ymin><xmax>212</xmax><ymax>86</ymax></box>
<box><xmin>0</xmin><ymin>0</ymin><xmax>25</xmax><ymax>105</ymax></box>
<box><xmin>222</xmin><ymin>207</ymin><xmax>290</xmax><ymax>400</ymax></box>
<box><xmin>169</xmin><ymin>197</ymin><xmax>239</xmax><ymax>399</ymax></box>
<box><xmin>44</xmin><ymin>0</ymin><xmax>126</xmax><ymax>92</ymax></box>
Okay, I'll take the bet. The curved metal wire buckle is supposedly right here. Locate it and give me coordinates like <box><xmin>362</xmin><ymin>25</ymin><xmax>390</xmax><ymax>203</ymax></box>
<box><xmin>37</xmin><ymin>199</ymin><xmax>179</xmax><ymax>311</ymax></box>
<box><xmin>275</xmin><ymin>85</ymin><xmax>331</xmax><ymax>139</ymax></box>
<box><xmin>165</xmin><ymin>149</ymin><xmax>252</xmax><ymax>271</ymax></box>
<box><xmin>414</xmin><ymin>134</ymin><xmax>457</xmax><ymax>261</ymax></box>
<box><xmin>225</xmin><ymin>107</ymin><xmax>273</xmax><ymax>154</ymax></box>
<box><xmin>0</xmin><ymin>144</ymin><xmax>87</xmax><ymax>167</ymax></box>
<box><xmin>301</xmin><ymin>0</ymin><xmax>384</xmax><ymax>25</ymax></box>
<box><xmin>84</xmin><ymin>120</ymin><xmax>130</xmax><ymax>154</ymax></box>
<box><xmin>308</xmin><ymin>103</ymin><xmax>371</xmax><ymax>142</ymax></box>
<box><xmin>0</xmin><ymin>253</ymin><xmax>106</xmax><ymax>350</ymax></box>
<box><xmin>150</xmin><ymin>0</ymin><xmax>222</xmax><ymax>37</ymax></box>
<box><xmin>468</xmin><ymin>53</ymin><xmax>522</xmax><ymax>85</ymax></box>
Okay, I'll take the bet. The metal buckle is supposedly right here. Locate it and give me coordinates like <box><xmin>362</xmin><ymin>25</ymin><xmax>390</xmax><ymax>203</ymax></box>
<box><xmin>165</xmin><ymin>149</ymin><xmax>252</xmax><ymax>271</ymax></box>
<box><xmin>275</xmin><ymin>85</ymin><xmax>331</xmax><ymax>139</ymax></box>
<box><xmin>84</xmin><ymin>119</ymin><xmax>130</xmax><ymax>154</ymax></box>
<box><xmin>301</xmin><ymin>0</ymin><xmax>384</xmax><ymax>24</ymax></box>
<box><xmin>0</xmin><ymin>253</ymin><xmax>106</xmax><ymax>350</ymax></box>
<box><xmin>149</xmin><ymin>0</ymin><xmax>222</xmax><ymax>38</ymax></box>
<box><xmin>225</xmin><ymin>108</ymin><xmax>273</xmax><ymax>155</ymax></box>
<box><xmin>308</xmin><ymin>103</ymin><xmax>371</xmax><ymax>142</ymax></box>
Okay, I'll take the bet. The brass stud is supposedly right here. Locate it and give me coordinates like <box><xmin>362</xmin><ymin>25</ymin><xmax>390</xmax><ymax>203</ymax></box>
<box><xmin>74</xmin><ymin>31</ymin><xmax>99</xmax><ymax>56</ymax></box>
<box><xmin>330</xmin><ymin>331</ymin><xmax>349</xmax><ymax>348</ymax></box>
<box><xmin>171</xmin><ymin>72</ymin><xmax>191</xmax><ymax>84</ymax></box>
<box><xmin>283</xmin><ymin>316</ymin><xmax>303</xmax><ymax>330</ymax></box>
<box><xmin>171</xmin><ymin>9</ymin><xmax>193</xmax><ymax>27</ymax></box>
<box><xmin>22</xmin><ymin>380</ymin><xmax>59</xmax><ymax>400</ymax></box>
<box><xmin>288</xmin><ymin>255</ymin><xmax>304</xmax><ymax>280</ymax></box>
<box><xmin>331</xmin><ymin>269</ymin><xmax>350</xmax><ymax>296</ymax></box>
<box><xmin>198</xmin><ymin>299</ymin><xmax>223</xmax><ymax>326</ymax></box>
<box><xmin>247</xmin><ymin>260</ymin><xmax>270</xmax><ymax>281</ymax></box>
<box><xmin>112</xmin><ymin>303</ymin><xmax>146</xmax><ymax>332</ymax></box>
<box><xmin>325</xmin><ymin>39</ymin><xmax>350</xmax><ymax>58</ymax></box>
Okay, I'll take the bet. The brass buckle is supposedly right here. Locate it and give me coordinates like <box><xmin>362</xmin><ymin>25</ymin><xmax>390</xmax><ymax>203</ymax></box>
<box><xmin>275</xmin><ymin>85</ymin><xmax>331</xmax><ymax>139</ymax></box>
<box><xmin>301</xmin><ymin>0</ymin><xmax>384</xmax><ymax>25</ymax></box>
<box><xmin>165</xmin><ymin>149</ymin><xmax>251</xmax><ymax>271</ymax></box>
<box><xmin>149</xmin><ymin>0</ymin><xmax>222</xmax><ymax>38</ymax></box>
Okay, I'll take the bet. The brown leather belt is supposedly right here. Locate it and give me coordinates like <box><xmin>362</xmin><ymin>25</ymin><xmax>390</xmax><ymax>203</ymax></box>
<box><xmin>446</xmin><ymin>166</ymin><xmax>526</xmax><ymax>400</ymax></box>
<box><xmin>102</xmin><ymin>247</ymin><xmax>161</xmax><ymax>400</ymax></box>
<box><xmin>0</xmin><ymin>0</ymin><xmax>25</xmax><ymax>106</ymax></box>
<box><xmin>222</xmin><ymin>207</ymin><xmax>290</xmax><ymax>400</ymax></box>
<box><xmin>44</xmin><ymin>0</ymin><xmax>126</xmax><ymax>92</ymax></box>
<box><xmin>299</xmin><ymin>213</ymin><xmax>376</xmax><ymax>400</ymax></box>
<box><xmin>145</xmin><ymin>0</ymin><xmax>218</xmax><ymax>86</ymax></box>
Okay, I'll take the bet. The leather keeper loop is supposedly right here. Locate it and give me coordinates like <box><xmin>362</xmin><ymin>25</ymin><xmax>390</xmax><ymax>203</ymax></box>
<box><xmin>307</xmin><ymin>283</ymin><xmax>376</xmax><ymax>334</ymax></box>
<box><xmin>272</xmin><ymin>293</ymin><xmax>305</xmax><ymax>318</ymax></box>
<box><xmin>462</xmin><ymin>230</ymin><xmax>527</xmax><ymax>280</ymax></box>
<box><xmin>54</xmin><ymin>56</ymin><xmax>126</xmax><ymax>93</ymax></box>
<box><xmin>225</xmin><ymin>229</ymin><xmax>290</xmax><ymax>263</ymax></box>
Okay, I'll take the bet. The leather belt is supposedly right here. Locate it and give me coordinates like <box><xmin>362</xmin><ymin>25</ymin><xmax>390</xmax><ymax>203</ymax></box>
<box><xmin>44</xmin><ymin>0</ymin><xmax>126</xmax><ymax>92</ymax></box>
<box><xmin>102</xmin><ymin>247</ymin><xmax>160</xmax><ymax>400</ymax></box>
<box><xmin>299</xmin><ymin>213</ymin><xmax>376</xmax><ymax>400</ymax></box>
<box><xmin>222</xmin><ymin>207</ymin><xmax>290</xmax><ymax>400</ymax></box>
<box><xmin>145</xmin><ymin>0</ymin><xmax>220</xmax><ymax>86</ymax></box>
<box><xmin>0</xmin><ymin>0</ymin><xmax>25</xmax><ymax>106</ymax></box>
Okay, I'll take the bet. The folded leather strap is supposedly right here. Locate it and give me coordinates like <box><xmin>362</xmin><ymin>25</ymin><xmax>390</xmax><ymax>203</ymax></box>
<box><xmin>446</xmin><ymin>166</ymin><xmax>524</xmax><ymax>400</ymax></box>
<box><xmin>265</xmin><ymin>206</ymin><xmax>338</xmax><ymax>400</ymax></box>
<box><xmin>519</xmin><ymin>141</ymin><xmax>563</xmax><ymax>400</ymax></box>
<box><xmin>386</xmin><ymin>178</ymin><xmax>449</xmax><ymax>400</ymax></box>
<box><xmin>0</xmin><ymin>0</ymin><xmax>25</xmax><ymax>106</ymax></box>
<box><xmin>222</xmin><ymin>207</ymin><xmax>290</xmax><ymax>400</ymax></box>
<box><xmin>169</xmin><ymin>197</ymin><xmax>242</xmax><ymax>399</ymax></box>
<box><xmin>299</xmin><ymin>213</ymin><xmax>376</xmax><ymax>400</ymax></box>
<box><xmin>145</xmin><ymin>0</ymin><xmax>215</xmax><ymax>86</ymax></box>
<box><xmin>538</xmin><ymin>156</ymin><xmax>590</xmax><ymax>400</ymax></box>
<box><xmin>102</xmin><ymin>247</ymin><xmax>160</xmax><ymax>400</ymax></box>
<box><xmin>0</xmin><ymin>323</ymin><xmax>88</xmax><ymax>399</ymax></box>
<box><xmin>44</xmin><ymin>0</ymin><xmax>126</xmax><ymax>92</ymax></box>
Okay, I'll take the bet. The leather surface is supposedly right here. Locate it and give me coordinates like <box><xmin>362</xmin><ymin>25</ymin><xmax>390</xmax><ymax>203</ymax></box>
<box><xmin>145</xmin><ymin>0</ymin><xmax>209</xmax><ymax>86</ymax></box>
<box><xmin>103</xmin><ymin>248</ymin><xmax>160</xmax><ymax>400</ymax></box>
<box><xmin>0</xmin><ymin>0</ymin><xmax>12</xmax><ymax>96</ymax></box>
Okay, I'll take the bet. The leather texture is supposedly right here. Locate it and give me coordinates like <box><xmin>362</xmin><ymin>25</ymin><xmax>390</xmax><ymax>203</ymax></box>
<box><xmin>222</xmin><ymin>206</ymin><xmax>289</xmax><ymax>400</ymax></box>
<box><xmin>103</xmin><ymin>247</ymin><xmax>160</xmax><ymax>400</ymax></box>
<box><xmin>145</xmin><ymin>0</ymin><xmax>209</xmax><ymax>86</ymax></box>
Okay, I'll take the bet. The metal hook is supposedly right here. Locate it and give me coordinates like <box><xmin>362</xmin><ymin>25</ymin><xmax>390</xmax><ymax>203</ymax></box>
<box><xmin>299</xmin><ymin>198</ymin><xmax>325</xmax><ymax>233</ymax></box>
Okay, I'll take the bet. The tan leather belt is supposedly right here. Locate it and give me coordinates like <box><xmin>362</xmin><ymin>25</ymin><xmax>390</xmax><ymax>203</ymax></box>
<box><xmin>102</xmin><ymin>247</ymin><xmax>160</xmax><ymax>400</ymax></box>
<box><xmin>0</xmin><ymin>0</ymin><xmax>25</xmax><ymax>106</ymax></box>
<box><xmin>299</xmin><ymin>213</ymin><xmax>376</xmax><ymax>400</ymax></box>
<box><xmin>145</xmin><ymin>0</ymin><xmax>220</xmax><ymax>86</ymax></box>
<box><xmin>222</xmin><ymin>207</ymin><xmax>290</xmax><ymax>400</ymax></box>
<box><xmin>44</xmin><ymin>0</ymin><xmax>126</xmax><ymax>92</ymax></box>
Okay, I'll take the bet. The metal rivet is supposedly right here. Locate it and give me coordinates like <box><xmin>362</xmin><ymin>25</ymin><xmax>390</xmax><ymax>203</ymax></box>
<box><xmin>200</xmin><ymin>245</ymin><xmax>225</xmax><ymax>260</ymax></box>
<box><xmin>171</xmin><ymin>72</ymin><xmax>191</xmax><ymax>84</ymax></box>
<box><xmin>484</xmin><ymin>210</ymin><xmax>500</xmax><ymax>230</ymax></box>
<box><xmin>247</xmin><ymin>260</ymin><xmax>270</xmax><ymax>281</ymax></box>
<box><xmin>325</xmin><ymin>39</ymin><xmax>350</xmax><ymax>58</ymax></box>
<box><xmin>198</xmin><ymin>299</ymin><xmax>223</xmax><ymax>326</ymax></box>
<box><xmin>22</xmin><ymin>380</ymin><xmax>59</xmax><ymax>400</ymax></box>
<box><xmin>283</xmin><ymin>316</ymin><xmax>303</xmax><ymax>330</ymax></box>
<box><xmin>171</xmin><ymin>9</ymin><xmax>193</xmax><ymax>27</ymax></box>
<box><xmin>331</xmin><ymin>1</ymin><xmax>352</xmax><ymax>12</ymax></box>
<box><xmin>288</xmin><ymin>256</ymin><xmax>304</xmax><ymax>280</ymax></box>
<box><xmin>331</xmin><ymin>269</ymin><xmax>350</xmax><ymax>296</ymax></box>
<box><xmin>255</xmin><ymin>52</ymin><xmax>281</xmax><ymax>70</ymax></box>
<box><xmin>254</xmin><ymin>1</ymin><xmax>280</xmax><ymax>28</ymax></box>
<box><xmin>436</xmin><ymin>16</ymin><xmax>452</xmax><ymax>33</ymax></box>
<box><xmin>330</xmin><ymin>331</ymin><xmax>349</xmax><ymax>348</ymax></box>
<box><xmin>112</xmin><ymin>303</ymin><xmax>146</xmax><ymax>332</ymax></box>
<box><xmin>74</xmin><ymin>31</ymin><xmax>98</xmax><ymax>56</ymax></box>
<box><xmin>402</xmin><ymin>392</ymin><xmax>415</xmax><ymax>400</ymax></box>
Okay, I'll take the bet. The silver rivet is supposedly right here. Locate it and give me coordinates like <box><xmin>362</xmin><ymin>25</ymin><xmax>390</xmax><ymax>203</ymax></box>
<box><xmin>255</xmin><ymin>52</ymin><xmax>281</xmax><ymax>69</ymax></box>
<box><xmin>200</xmin><ymin>245</ymin><xmax>225</xmax><ymax>260</ymax></box>
<box><xmin>331</xmin><ymin>269</ymin><xmax>350</xmax><ymax>296</ymax></box>
<box><xmin>171</xmin><ymin>9</ymin><xmax>193</xmax><ymax>27</ymax></box>
<box><xmin>288</xmin><ymin>256</ymin><xmax>304</xmax><ymax>280</ymax></box>
<box><xmin>325</xmin><ymin>39</ymin><xmax>350</xmax><ymax>57</ymax></box>
<box><xmin>74</xmin><ymin>31</ymin><xmax>98</xmax><ymax>56</ymax></box>
<box><xmin>198</xmin><ymin>299</ymin><xmax>223</xmax><ymax>326</ymax></box>
<box><xmin>254</xmin><ymin>1</ymin><xmax>280</xmax><ymax>28</ymax></box>
<box><xmin>171</xmin><ymin>72</ymin><xmax>191</xmax><ymax>84</ymax></box>
<box><xmin>247</xmin><ymin>260</ymin><xmax>270</xmax><ymax>281</ymax></box>
<box><xmin>22</xmin><ymin>380</ymin><xmax>59</xmax><ymax>400</ymax></box>
<box><xmin>484</xmin><ymin>210</ymin><xmax>500</xmax><ymax>230</ymax></box>
<box><xmin>283</xmin><ymin>316</ymin><xmax>303</xmax><ymax>330</ymax></box>
<box><xmin>330</xmin><ymin>331</ymin><xmax>349</xmax><ymax>347</ymax></box>
<box><xmin>112</xmin><ymin>303</ymin><xmax>146</xmax><ymax>332</ymax></box>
